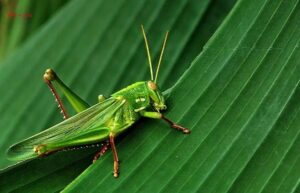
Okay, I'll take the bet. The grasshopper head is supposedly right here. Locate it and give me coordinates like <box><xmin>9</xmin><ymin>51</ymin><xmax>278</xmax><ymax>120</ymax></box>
<box><xmin>141</xmin><ymin>25</ymin><xmax>169</xmax><ymax>112</ymax></box>
<box><xmin>147</xmin><ymin>81</ymin><xmax>166</xmax><ymax>112</ymax></box>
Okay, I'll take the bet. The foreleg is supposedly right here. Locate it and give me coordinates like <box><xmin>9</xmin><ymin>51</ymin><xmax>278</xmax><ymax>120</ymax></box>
<box><xmin>139</xmin><ymin>111</ymin><xmax>190</xmax><ymax>134</ymax></box>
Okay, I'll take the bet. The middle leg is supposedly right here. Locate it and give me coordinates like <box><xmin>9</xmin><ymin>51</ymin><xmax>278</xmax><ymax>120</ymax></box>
<box><xmin>109</xmin><ymin>133</ymin><xmax>120</xmax><ymax>178</ymax></box>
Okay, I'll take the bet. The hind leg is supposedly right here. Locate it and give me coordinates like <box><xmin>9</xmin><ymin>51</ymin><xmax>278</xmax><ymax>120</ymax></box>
<box><xmin>43</xmin><ymin>69</ymin><xmax>90</xmax><ymax>119</ymax></box>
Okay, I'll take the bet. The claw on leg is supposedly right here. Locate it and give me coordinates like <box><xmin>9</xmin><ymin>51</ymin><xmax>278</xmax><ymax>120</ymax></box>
<box><xmin>171</xmin><ymin>124</ymin><xmax>191</xmax><ymax>134</ymax></box>
<box><xmin>161</xmin><ymin>115</ymin><xmax>191</xmax><ymax>134</ymax></box>
<box><xmin>113</xmin><ymin>161</ymin><xmax>119</xmax><ymax>178</ymax></box>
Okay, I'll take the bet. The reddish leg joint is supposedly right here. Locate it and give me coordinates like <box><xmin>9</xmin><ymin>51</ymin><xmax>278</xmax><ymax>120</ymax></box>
<box><xmin>35</xmin><ymin>144</ymin><xmax>62</xmax><ymax>158</ymax></box>
<box><xmin>161</xmin><ymin>115</ymin><xmax>190</xmax><ymax>134</ymax></box>
<box><xmin>92</xmin><ymin>141</ymin><xmax>110</xmax><ymax>163</ymax></box>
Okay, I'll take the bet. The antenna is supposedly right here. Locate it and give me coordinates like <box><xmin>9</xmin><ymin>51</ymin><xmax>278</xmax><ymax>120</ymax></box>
<box><xmin>154</xmin><ymin>31</ymin><xmax>169</xmax><ymax>83</ymax></box>
<box><xmin>141</xmin><ymin>25</ymin><xmax>154</xmax><ymax>81</ymax></box>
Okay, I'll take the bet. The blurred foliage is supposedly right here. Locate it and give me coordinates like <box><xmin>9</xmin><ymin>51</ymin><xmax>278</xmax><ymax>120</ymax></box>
<box><xmin>0</xmin><ymin>0</ymin><xmax>69</xmax><ymax>60</ymax></box>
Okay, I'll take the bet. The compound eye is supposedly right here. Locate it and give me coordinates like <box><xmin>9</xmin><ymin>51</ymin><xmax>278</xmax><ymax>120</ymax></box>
<box><xmin>148</xmin><ymin>81</ymin><xmax>157</xmax><ymax>90</ymax></box>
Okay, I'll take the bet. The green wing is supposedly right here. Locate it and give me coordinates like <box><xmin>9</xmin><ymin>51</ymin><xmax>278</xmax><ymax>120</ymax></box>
<box><xmin>7</xmin><ymin>98</ymin><xmax>128</xmax><ymax>161</ymax></box>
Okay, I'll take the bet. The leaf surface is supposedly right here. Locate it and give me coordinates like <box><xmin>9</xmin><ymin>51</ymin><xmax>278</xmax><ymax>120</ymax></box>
<box><xmin>1</xmin><ymin>0</ymin><xmax>299</xmax><ymax>193</ymax></box>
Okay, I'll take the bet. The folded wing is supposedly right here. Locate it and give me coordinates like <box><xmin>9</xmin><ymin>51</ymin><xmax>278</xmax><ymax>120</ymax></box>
<box><xmin>7</xmin><ymin>98</ymin><xmax>124</xmax><ymax>161</ymax></box>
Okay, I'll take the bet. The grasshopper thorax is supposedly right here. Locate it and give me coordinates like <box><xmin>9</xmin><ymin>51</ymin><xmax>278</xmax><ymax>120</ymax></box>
<box><xmin>112</xmin><ymin>81</ymin><xmax>166</xmax><ymax>113</ymax></box>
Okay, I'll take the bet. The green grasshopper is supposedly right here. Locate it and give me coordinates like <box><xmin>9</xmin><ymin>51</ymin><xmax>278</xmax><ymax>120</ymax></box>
<box><xmin>6</xmin><ymin>26</ymin><xmax>190</xmax><ymax>177</ymax></box>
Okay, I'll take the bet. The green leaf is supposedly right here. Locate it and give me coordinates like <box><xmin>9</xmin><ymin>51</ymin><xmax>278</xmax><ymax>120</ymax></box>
<box><xmin>1</xmin><ymin>0</ymin><xmax>299</xmax><ymax>192</ymax></box>
<box><xmin>0</xmin><ymin>0</ymin><xmax>234</xmax><ymax>192</ymax></box>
